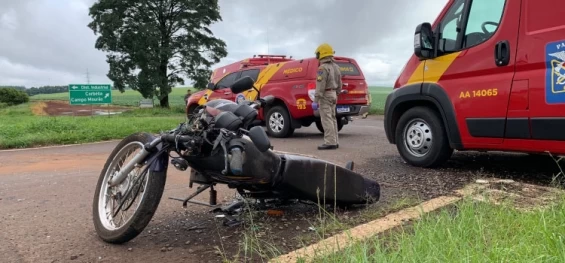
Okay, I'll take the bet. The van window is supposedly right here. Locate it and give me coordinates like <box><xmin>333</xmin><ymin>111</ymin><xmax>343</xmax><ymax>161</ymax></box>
<box><xmin>336</xmin><ymin>62</ymin><xmax>361</xmax><ymax>76</ymax></box>
<box><xmin>438</xmin><ymin>0</ymin><xmax>465</xmax><ymax>52</ymax></box>
<box><xmin>239</xmin><ymin>69</ymin><xmax>260</xmax><ymax>82</ymax></box>
<box><xmin>463</xmin><ymin>0</ymin><xmax>506</xmax><ymax>48</ymax></box>
<box><xmin>215</xmin><ymin>72</ymin><xmax>238</xmax><ymax>89</ymax></box>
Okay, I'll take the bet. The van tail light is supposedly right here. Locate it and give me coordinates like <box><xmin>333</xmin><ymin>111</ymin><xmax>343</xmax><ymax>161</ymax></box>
<box><xmin>307</xmin><ymin>82</ymin><xmax>316</xmax><ymax>101</ymax></box>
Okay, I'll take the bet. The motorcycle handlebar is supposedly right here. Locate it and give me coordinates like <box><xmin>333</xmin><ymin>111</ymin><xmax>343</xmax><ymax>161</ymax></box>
<box><xmin>160</xmin><ymin>134</ymin><xmax>193</xmax><ymax>143</ymax></box>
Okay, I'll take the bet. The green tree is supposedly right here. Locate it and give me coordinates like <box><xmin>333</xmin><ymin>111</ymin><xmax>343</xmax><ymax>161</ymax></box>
<box><xmin>0</xmin><ymin>88</ymin><xmax>29</xmax><ymax>105</ymax></box>
<box><xmin>87</xmin><ymin>0</ymin><xmax>228</xmax><ymax>108</ymax></box>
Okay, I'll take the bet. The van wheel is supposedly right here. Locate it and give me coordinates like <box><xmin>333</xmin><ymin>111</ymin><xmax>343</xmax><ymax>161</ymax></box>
<box><xmin>315</xmin><ymin>119</ymin><xmax>344</xmax><ymax>133</ymax></box>
<box><xmin>266</xmin><ymin>105</ymin><xmax>295</xmax><ymax>138</ymax></box>
<box><xmin>395</xmin><ymin>106</ymin><xmax>453</xmax><ymax>168</ymax></box>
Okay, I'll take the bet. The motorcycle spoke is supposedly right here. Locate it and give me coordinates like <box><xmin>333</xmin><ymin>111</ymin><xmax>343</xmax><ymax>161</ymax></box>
<box><xmin>122</xmin><ymin>170</ymin><xmax>147</xmax><ymax>211</ymax></box>
<box><xmin>98</xmin><ymin>141</ymin><xmax>156</xmax><ymax>231</ymax></box>
<box><xmin>112</xmin><ymin>165</ymin><xmax>150</xmax><ymax>218</ymax></box>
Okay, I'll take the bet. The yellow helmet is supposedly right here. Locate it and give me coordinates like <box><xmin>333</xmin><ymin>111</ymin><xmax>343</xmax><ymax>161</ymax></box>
<box><xmin>315</xmin><ymin>43</ymin><xmax>335</xmax><ymax>60</ymax></box>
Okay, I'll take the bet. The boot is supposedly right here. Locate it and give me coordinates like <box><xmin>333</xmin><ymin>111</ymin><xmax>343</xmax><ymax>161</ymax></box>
<box><xmin>318</xmin><ymin>144</ymin><xmax>338</xmax><ymax>150</ymax></box>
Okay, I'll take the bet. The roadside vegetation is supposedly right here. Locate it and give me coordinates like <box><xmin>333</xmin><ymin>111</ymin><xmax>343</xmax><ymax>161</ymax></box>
<box><xmin>1</xmin><ymin>86</ymin><xmax>391</xmax><ymax>150</ymax></box>
<box><xmin>29</xmin><ymin>86</ymin><xmax>391</xmax><ymax>112</ymax></box>
<box><xmin>30</xmin><ymin>87</ymin><xmax>194</xmax><ymax>107</ymax></box>
<box><xmin>0</xmin><ymin>103</ymin><xmax>185</xmax><ymax>149</ymax></box>
<box><xmin>0</xmin><ymin>87</ymin><xmax>30</xmax><ymax>107</ymax></box>
<box><xmin>308</xmin><ymin>193</ymin><xmax>565</xmax><ymax>263</ymax></box>
<box><xmin>221</xmin><ymin>196</ymin><xmax>420</xmax><ymax>262</ymax></box>
<box><xmin>368</xmin><ymin>86</ymin><xmax>391</xmax><ymax>115</ymax></box>
<box><xmin>212</xmin><ymin>160</ymin><xmax>565</xmax><ymax>263</ymax></box>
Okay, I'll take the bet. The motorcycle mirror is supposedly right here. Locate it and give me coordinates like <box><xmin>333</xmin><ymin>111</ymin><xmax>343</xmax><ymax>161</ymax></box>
<box><xmin>262</xmin><ymin>95</ymin><xmax>275</xmax><ymax>106</ymax></box>
<box><xmin>248</xmin><ymin>126</ymin><xmax>271</xmax><ymax>152</ymax></box>
<box><xmin>230</xmin><ymin>76</ymin><xmax>255</xmax><ymax>94</ymax></box>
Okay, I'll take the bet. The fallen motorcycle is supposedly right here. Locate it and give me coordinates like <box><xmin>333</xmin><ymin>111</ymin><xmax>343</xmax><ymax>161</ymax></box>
<box><xmin>92</xmin><ymin>76</ymin><xmax>381</xmax><ymax>244</ymax></box>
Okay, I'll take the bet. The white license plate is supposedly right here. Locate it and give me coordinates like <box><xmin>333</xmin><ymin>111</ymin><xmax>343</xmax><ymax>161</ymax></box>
<box><xmin>336</xmin><ymin>106</ymin><xmax>350</xmax><ymax>113</ymax></box>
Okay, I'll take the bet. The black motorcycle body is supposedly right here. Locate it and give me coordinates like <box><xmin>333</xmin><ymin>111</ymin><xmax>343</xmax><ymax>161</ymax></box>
<box><xmin>92</xmin><ymin>76</ymin><xmax>380</xmax><ymax>244</ymax></box>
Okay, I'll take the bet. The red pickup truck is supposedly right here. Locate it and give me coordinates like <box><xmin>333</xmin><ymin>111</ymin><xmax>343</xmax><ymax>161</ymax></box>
<box><xmin>186</xmin><ymin>54</ymin><xmax>371</xmax><ymax>138</ymax></box>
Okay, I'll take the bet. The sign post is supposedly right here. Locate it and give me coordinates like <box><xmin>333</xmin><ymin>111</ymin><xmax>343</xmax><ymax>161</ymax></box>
<box><xmin>68</xmin><ymin>84</ymin><xmax>112</xmax><ymax>116</ymax></box>
<box><xmin>68</xmin><ymin>84</ymin><xmax>112</xmax><ymax>105</ymax></box>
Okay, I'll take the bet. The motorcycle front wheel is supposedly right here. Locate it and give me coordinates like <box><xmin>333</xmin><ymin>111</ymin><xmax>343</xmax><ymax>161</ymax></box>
<box><xmin>92</xmin><ymin>132</ymin><xmax>167</xmax><ymax>244</ymax></box>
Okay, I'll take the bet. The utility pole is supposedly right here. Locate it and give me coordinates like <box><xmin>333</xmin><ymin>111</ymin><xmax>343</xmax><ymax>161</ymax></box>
<box><xmin>86</xmin><ymin>68</ymin><xmax>92</xmax><ymax>116</ymax></box>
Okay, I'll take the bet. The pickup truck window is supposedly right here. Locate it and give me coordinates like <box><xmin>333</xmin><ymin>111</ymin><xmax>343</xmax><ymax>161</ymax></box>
<box><xmin>215</xmin><ymin>72</ymin><xmax>238</xmax><ymax>89</ymax></box>
<box><xmin>336</xmin><ymin>62</ymin><xmax>361</xmax><ymax>76</ymax></box>
<box><xmin>239</xmin><ymin>69</ymin><xmax>260</xmax><ymax>82</ymax></box>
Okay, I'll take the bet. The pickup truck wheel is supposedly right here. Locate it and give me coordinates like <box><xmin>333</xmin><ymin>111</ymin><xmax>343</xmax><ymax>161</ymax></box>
<box><xmin>266</xmin><ymin>106</ymin><xmax>295</xmax><ymax>138</ymax></box>
<box><xmin>395</xmin><ymin>106</ymin><xmax>453</xmax><ymax>168</ymax></box>
<box><xmin>315</xmin><ymin>119</ymin><xmax>344</xmax><ymax>134</ymax></box>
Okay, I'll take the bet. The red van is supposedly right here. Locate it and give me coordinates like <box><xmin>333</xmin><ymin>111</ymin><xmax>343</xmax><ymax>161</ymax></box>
<box><xmin>385</xmin><ymin>0</ymin><xmax>565</xmax><ymax>167</ymax></box>
<box><xmin>187</xmin><ymin>54</ymin><xmax>371</xmax><ymax>138</ymax></box>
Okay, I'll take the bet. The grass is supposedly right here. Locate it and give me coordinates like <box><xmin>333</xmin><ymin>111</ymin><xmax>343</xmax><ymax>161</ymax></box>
<box><xmin>30</xmin><ymin>86</ymin><xmax>392</xmax><ymax>115</ymax></box>
<box><xmin>1</xmin><ymin>86</ymin><xmax>392</xmax><ymax>149</ymax></box>
<box><xmin>215</xmin><ymin>158</ymin><xmax>565</xmax><ymax>263</ymax></box>
<box><xmin>0</xmin><ymin>103</ymin><xmax>186</xmax><ymax>149</ymax></box>
<box><xmin>307</xmin><ymin>194</ymin><xmax>565</xmax><ymax>263</ymax></box>
<box><xmin>218</xmin><ymin>194</ymin><xmax>420</xmax><ymax>263</ymax></box>
<box><xmin>30</xmin><ymin>87</ymin><xmax>193</xmax><ymax>107</ymax></box>
<box><xmin>368</xmin><ymin>86</ymin><xmax>392</xmax><ymax>115</ymax></box>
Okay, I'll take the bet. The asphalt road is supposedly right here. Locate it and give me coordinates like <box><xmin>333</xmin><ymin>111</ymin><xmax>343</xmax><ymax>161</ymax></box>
<box><xmin>1</xmin><ymin>116</ymin><xmax>562</xmax><ymax>263</ymax></box>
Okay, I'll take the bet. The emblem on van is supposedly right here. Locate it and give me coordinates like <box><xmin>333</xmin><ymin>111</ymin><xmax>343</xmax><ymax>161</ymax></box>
<box><xmin>545</xmin><ymin>40</ymin><xmax>565</xmax><ymax>104</ymax></box>
<box><xmin>236</xmin><ymin>93</ymin><xmax>246</xmax><ymax>104</ymax></box>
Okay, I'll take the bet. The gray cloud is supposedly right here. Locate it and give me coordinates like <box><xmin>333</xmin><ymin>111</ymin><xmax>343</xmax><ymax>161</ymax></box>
<box><xmin>0</xmin><ymin>0</ymin><xmax>447</xmax><ymax>88</ymax></box>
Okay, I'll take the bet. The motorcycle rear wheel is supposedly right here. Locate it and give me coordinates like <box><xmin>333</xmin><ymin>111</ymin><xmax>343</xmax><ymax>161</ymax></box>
<box><xmin>92</xmin><ymin>132</ymin><xmax>167</xmax><ymax>244</ymax></box>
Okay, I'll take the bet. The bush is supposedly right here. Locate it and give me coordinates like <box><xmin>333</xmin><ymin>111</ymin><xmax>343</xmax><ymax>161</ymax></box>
<box><xmin>0</xmin><ymin>88</ymin><xmax>29</xmax><ymax>106</ymax></box>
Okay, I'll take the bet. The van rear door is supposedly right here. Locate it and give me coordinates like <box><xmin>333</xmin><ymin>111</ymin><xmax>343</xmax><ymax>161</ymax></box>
<box><xmin>514</xmin><ymin>1</ymin><xmax>565</xmax><ymax>145</ymax></box>
<box><xmin>333</xmin><ymin>57</ymin><xmax>369</xmax><ymax>112</ymax></box>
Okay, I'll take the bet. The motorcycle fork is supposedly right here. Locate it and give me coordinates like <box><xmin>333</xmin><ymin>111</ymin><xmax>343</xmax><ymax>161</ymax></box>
<box><xmin>108</xmin><ymin>137</ymin><xmax>163</xmax><ymax>187</ymax></box>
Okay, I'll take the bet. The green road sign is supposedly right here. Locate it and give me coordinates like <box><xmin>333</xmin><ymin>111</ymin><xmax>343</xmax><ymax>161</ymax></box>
<box><xmin>68</xmin><ymin>84</ymin><xmax>112</xmax><ymax>105</ymax></box>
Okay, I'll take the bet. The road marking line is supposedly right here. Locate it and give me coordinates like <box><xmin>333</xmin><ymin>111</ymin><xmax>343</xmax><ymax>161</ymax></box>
<box><xmin>269</xmin><ymin>184</ymin><xmax>483</xmax><ymax>263</ymax></box>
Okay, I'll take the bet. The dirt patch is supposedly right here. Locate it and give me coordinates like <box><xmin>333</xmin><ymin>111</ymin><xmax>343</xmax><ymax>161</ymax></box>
<box><xmin>37</xmin><ymin>100</ymin><xmax>132</xmax><ymax>116</ymax></box>
<box><xmin>473</xmin><ymin>178</ymin><xmax>564</xmax><ymax>211</ymax></box>
<box><xmin>30</xmin><ymin>101</ymin><xmax>48</xmax><ymax>115</ymax></box>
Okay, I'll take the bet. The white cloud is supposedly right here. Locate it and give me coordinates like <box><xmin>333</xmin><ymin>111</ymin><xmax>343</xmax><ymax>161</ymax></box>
<box><xmin>0</xmin><ymin>0</ymin><xmax>448</xmax><ymax>88</ymax></box>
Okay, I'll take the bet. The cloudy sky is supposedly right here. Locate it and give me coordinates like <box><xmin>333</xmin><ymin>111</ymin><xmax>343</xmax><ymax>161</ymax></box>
<box><xmin>0</xmin><ymin>0</ymin><xmax>448</xmax><ymax>88</ymax></box>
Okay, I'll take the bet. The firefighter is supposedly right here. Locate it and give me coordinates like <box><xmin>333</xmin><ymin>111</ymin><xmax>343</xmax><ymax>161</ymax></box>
<box><xmin>312</xmin><ymin>43</ymin><xmax>346</xmax><ymax>150</ymax></box>
<box><xmin>184</xmin><ymin>89</ymin><xmax>192</xmax><ymax>105</ymax></box>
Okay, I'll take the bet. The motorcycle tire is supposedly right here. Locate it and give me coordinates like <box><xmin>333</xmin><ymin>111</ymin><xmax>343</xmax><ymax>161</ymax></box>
<box><xmin>92</xmin><ymin>132</ymin><xmax>168</xmax><ymax>244</ymax></box>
